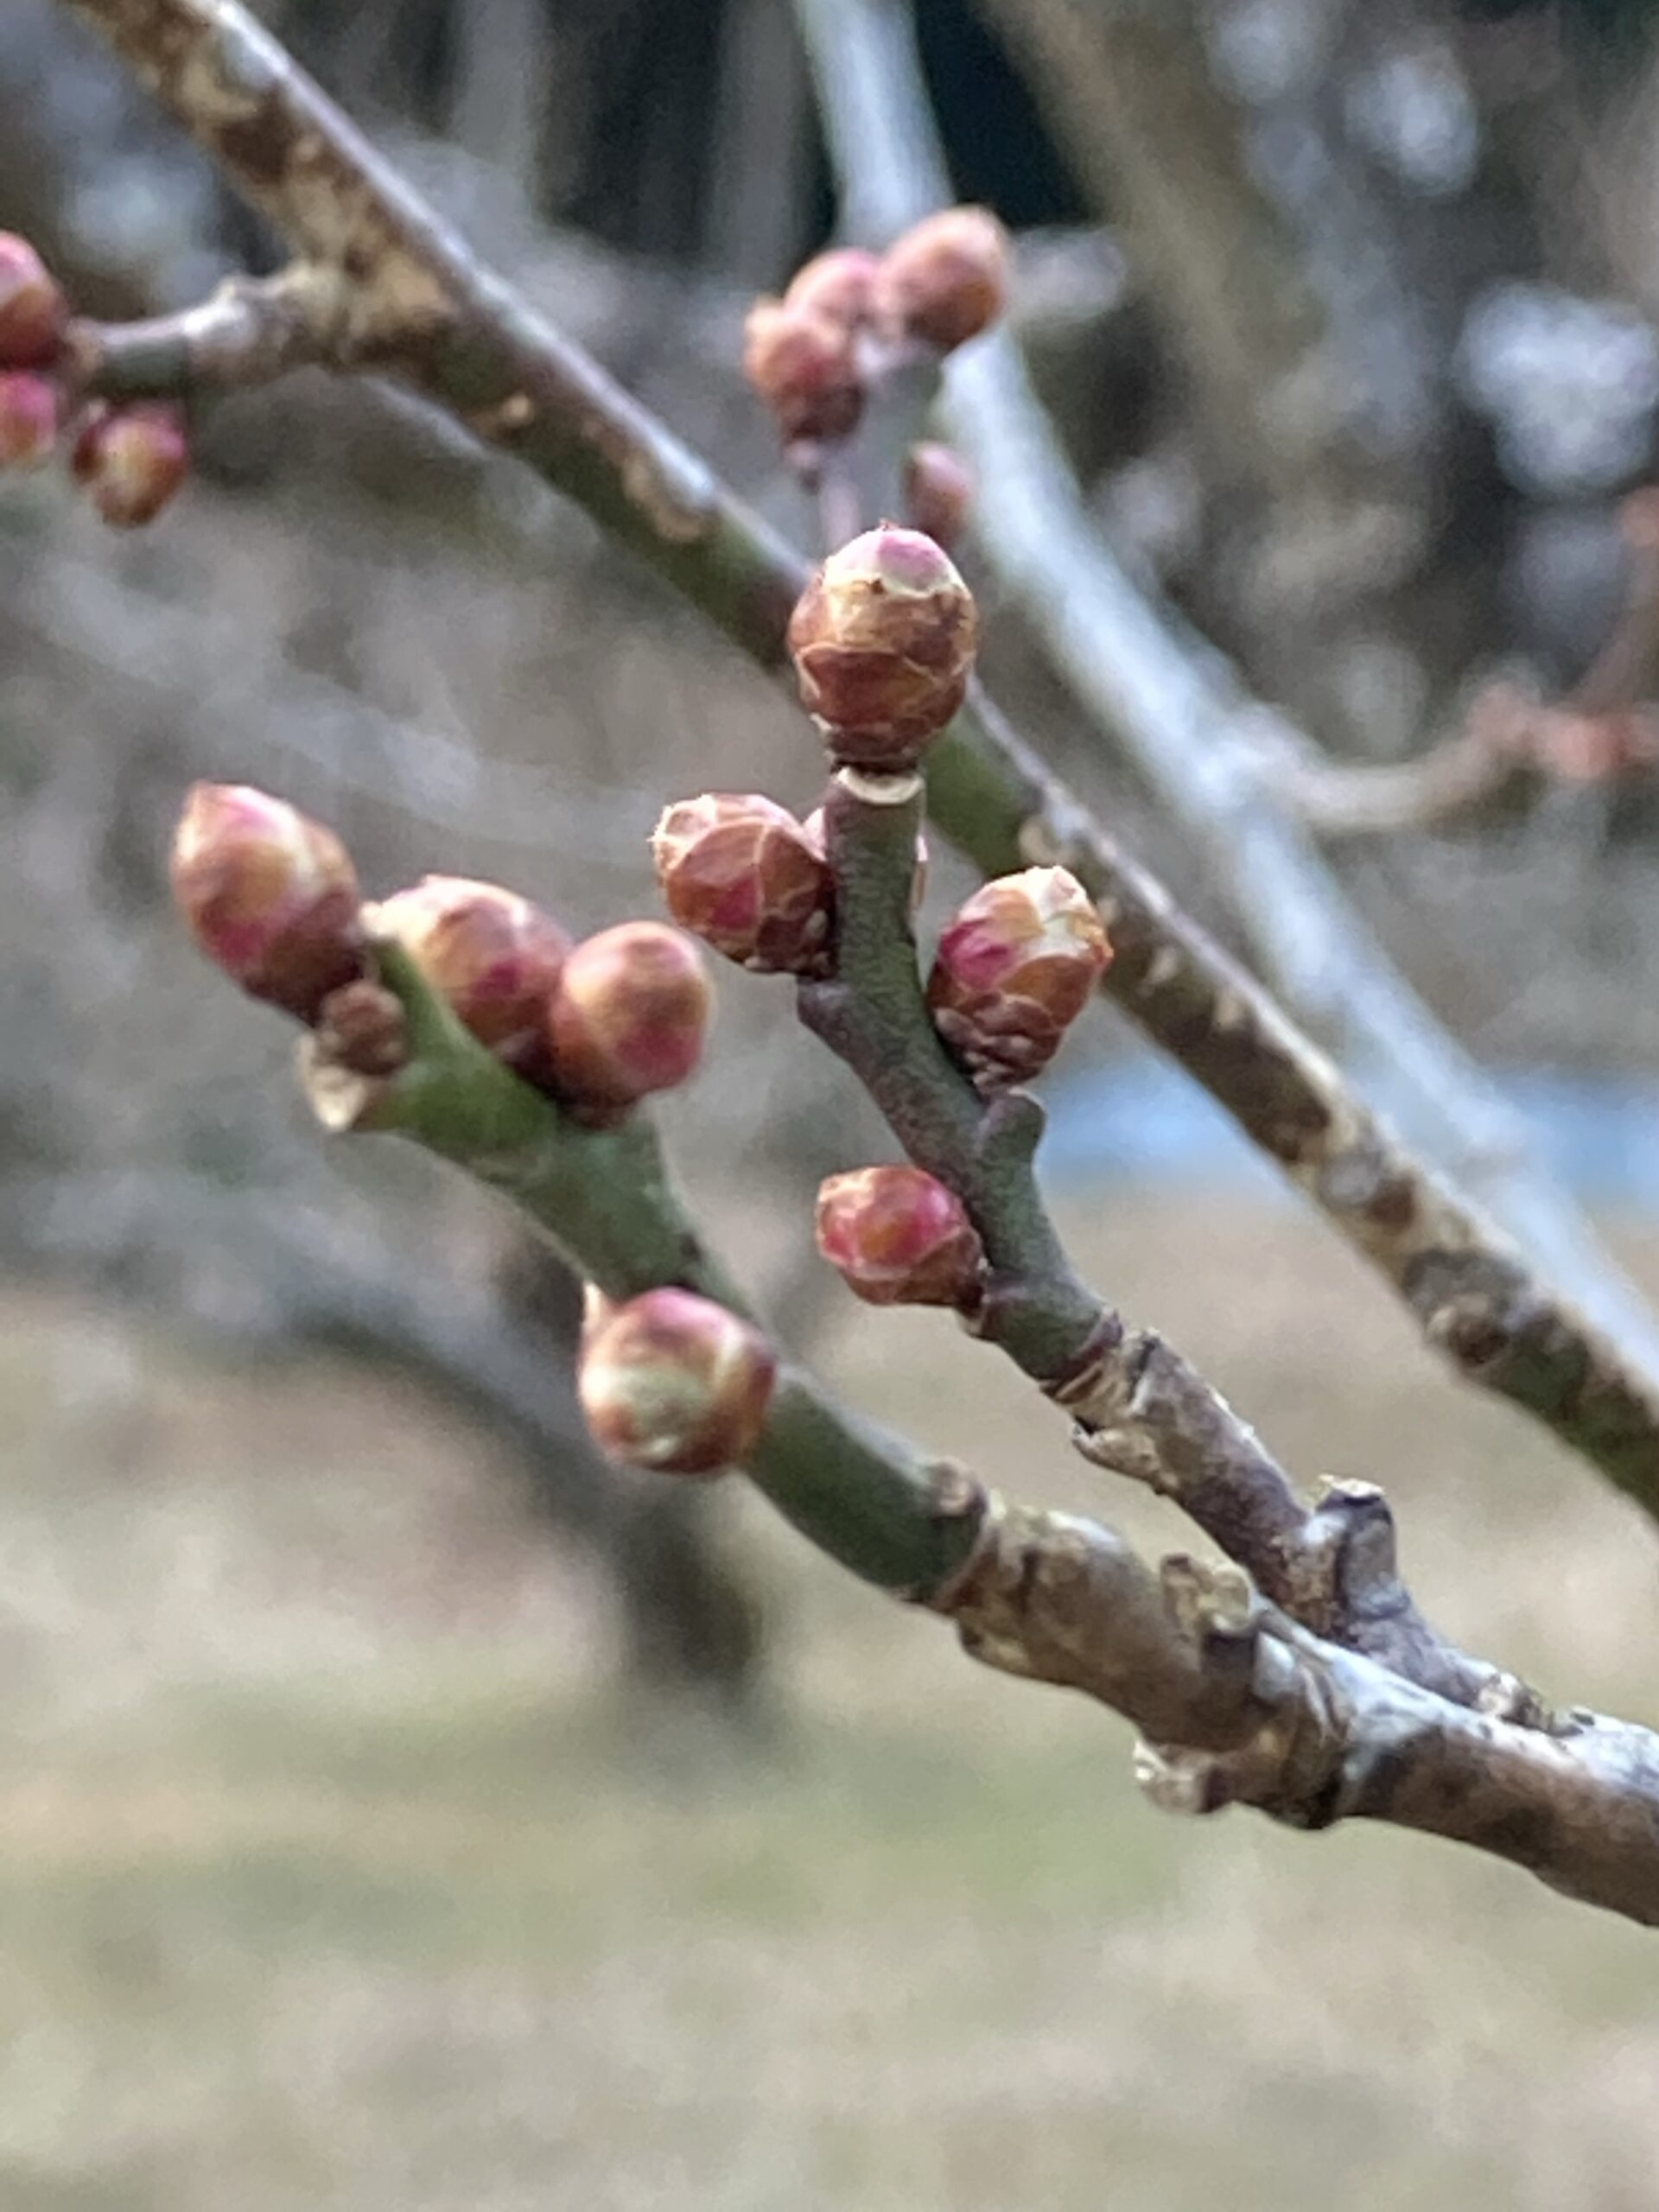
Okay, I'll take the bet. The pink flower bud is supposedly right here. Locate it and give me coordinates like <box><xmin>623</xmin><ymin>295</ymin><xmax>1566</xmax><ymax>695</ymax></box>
<box><xmin>0</xmin><ymin>372</ymin><xmax>59</xmax><ymax>469</ymax></box>
<box><xmin>815</xmin><ymin>1166</ymin><xmax>983</xmax><ymax>1307</ymax></box>
<box><xmin>169</xmin><ymin>782</ymin><xmax>365</xmax><ymax>1021</ymax></box>
<box><xmin>0</xmin><ymin>234</ymin><xmax>67</xmax><ymax>368</ymax></box>
<box><xmin>546</xmin><ymin>921</ymin><xmax>712</xmax><ymax>1110</ymax></box>
<box><xmin>874</xmin><ymin>208</ymin><xmax>1010</xmax><ymax>353</ymax></box>
<box><xmin>71</xmin><ymin>401</ymin><xmax>190</xmax><ymax>528</ymax></box>
<box><xmin>578</xmin><ymin>1287</ymin><xmax>776</xmax><ymax>1475</ymax></box>
<box><xmin>927</xmin><ymin>867</ymin><xmax>1110</xmax><ymax>1090</ymax></box>
<box><xmin>784</xmin><ymin>247</ymin><xmax>881</xmax><ymax>331</ymax></box>
<box><xmin>372</xmin><ymin>874</ymin><xmax>570</xmax><ymax>1074</ymax></box>
<box><xmin>741</xmin><ymin>298</ymin><xmax>863</xmax><ymax>443</ymax></box>
<box><xmin>904</xmin><ymin>442</ymin><xmax>973</xmax><ymax>550</ymax></box>
<box><xmin>652</xmin><ymin>792</ymin><xmax>833</xmax><ymax>974</ymax></box>
<box><xmin>787</xmin><ymin>524</ymin><xmax>977</xmax><ymax>768</ymax></box>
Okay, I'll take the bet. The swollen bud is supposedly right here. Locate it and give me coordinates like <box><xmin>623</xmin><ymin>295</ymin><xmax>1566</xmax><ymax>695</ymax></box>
<box><xmin>0</xmin><ymin>234</ymin><xmax>67</xmax><ymax>368</ymax></box>
<box><xmin>71</xmin><ymin>401</ymin><xmax>190</xmax><ymax>527</ymax></box>
<box><xmin>652</xmin><ymin>792</ymin><xmax>833</xmax><ymax>975</ymax></box>
<box><xmin>787</xmin><ymin>524</ymin><xmax>977</xmax><ymax>768</ymax></box>
<box><xmin>372</xmin><ymin>875</ymin><xmax>569</xmax><ymax>1074</ymax></box>
<box><xmin>169</xmin><ymin>782</ymin><xmax>364</xmax><ymax>1021</ymax></box>
<box><xmin>578</xmin><ymin>1287</ymin><xmax>776</xmax><ymax>1476</ymax></box>
<box><xmin>874</xmin><ymin>208</ymin><xmax>1010</xmax><ymax>354</ymax></box>
<box><xmin>0</xmin><ymin>372</ymin><xmax>59</xmax><ymax>469</ymax></box>
<box><xmin>741</xmin><ymin>298</ymin><xmax>863</xmax><ymax>443</ymax></box>
<box><xmin>904</xmin><ymin>442</ymin><xmax>973</xmax><ymax>550</ymax></box>
<box><xmin>784</xmin><ymin>247</ymin><xmax>881</xmax><ymax>331</ymax></box>
<box><xmin>927</xmin><ymin>867</ymin><xmax>1110</xmax><ymax>1090</ymax></box>
<box><xmin>547</xmin><ymin>921</ymin><xmax>712</xmax><ymax>1111</ymax></box>
<box><xmin>815</xmin><ymin>1166</ymin><xmax>983</xmax><ymax>1308</ymax></box>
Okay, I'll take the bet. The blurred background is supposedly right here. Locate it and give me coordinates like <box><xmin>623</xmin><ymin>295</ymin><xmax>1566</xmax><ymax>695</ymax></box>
<box><xmin>3</xmin><ymin>1</ymin><xmax>1659</xmax><ymax>2205</ymax></box>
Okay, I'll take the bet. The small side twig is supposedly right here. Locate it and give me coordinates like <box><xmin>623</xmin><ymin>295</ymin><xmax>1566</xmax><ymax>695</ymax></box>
<box><xmin>62</xmin><ymin>265</ymin><xmax>344</xmax><ymax>401</ymax></box>
<box><xmin>798</xmin><ymin>772</ymin><xmax>1503</xmax><ymax>1713</ymax></box>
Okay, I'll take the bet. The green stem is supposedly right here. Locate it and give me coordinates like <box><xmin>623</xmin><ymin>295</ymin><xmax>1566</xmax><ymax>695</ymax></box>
<box><xmin>319</xmin><ymin>945</ymin><xmax>976</xmax><ymax>1595</ymax></box>
<box><xmin>799</xmin><ymin>777</ymin><xmax>1102</xmax><ymax>1380</ymax></box>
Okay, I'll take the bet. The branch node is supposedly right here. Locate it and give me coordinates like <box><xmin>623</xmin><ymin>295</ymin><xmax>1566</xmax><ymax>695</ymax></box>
<box><xmin>833</xmin><ymin>763</ymin><xmax>924</xmax><ymax>809</ymax></box>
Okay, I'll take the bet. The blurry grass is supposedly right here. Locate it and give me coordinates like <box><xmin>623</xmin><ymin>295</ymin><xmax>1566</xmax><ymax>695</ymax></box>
<box><xmin>3</xmin><ymin>1194</ymin><xmax>1659</xmax><ymax>2210</ymax></box>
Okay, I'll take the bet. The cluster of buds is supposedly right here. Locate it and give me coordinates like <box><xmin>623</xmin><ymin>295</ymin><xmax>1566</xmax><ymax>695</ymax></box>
<box><xmin>815</xmin><ymin>1166</ymin><xmax>983</xmax><ymax>1310</ymax></box>
<box><xmin>927</xmin><ymin>867</ymin><xmax>1111</xmax><ymax>1091</ymax></box>
<box><xmin>169</xmin><ymin>784</ymin><xmax>713</xmax><ymax>1120</ymax></box>
<box><xmin>0</xmin><ymin>232</ymin><xmax>190</xmax><ymax>526</ymax></box>
<box><xmin>788</xmin><ymin>523</ymin><xmax>977</xmax><ymax>771</ymax></box>
<box><xmin>578</xmin><ymin>1287</ymin><xmax>776</xmax><ymax>1476</ymax></box>
<box><xmin>742</xmin><ymin>208</ymin><xmax>1008</xmax><ymax>458</ymax></box>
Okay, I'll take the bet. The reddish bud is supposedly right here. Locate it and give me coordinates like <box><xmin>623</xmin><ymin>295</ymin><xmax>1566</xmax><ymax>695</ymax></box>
<box><xmin>169</xmin><ymin>782</ymin><xmax>364</xmax><ymax>1021</ymax></box>
<box><xmin>815</xmin><ymin>1166</ymin><xmax>983</xmax><ymax>1308</ymax></box>
<box><xmin>787</xmin><ymin>524</ymin><xmax>977</xmax><ymax>767</ymax></box>
<box><xmin>547</xmin><ymin>921</ymin><xmax>712</xmax><ymax>1111</ymax></box>
<box><xmin>71</xmin><ymin>401</ymin><xmax>190</xmax><ymax>528</ymax></box>
<box><xmin>0</xmin><ymin>234</ymin><xmax>67</xmax><ymax>368</ymax></box>
<box><xmin>784</xmin><ymin>247</ymin><xmax>881</xmax><ymax>331</ymax></box>
<box><xmin>315</xmin><ymin>979</ymin><xmax>409</xmax><ymax>1078</ymax></box>
<box><xmin>874</xmin><ymin>207</ymin><xmax>1010</xmax><ymax>353</ymax></box>
<box><xmin>652</xmin><ymin>792</ymin><xmax>833</xmax><ymax>974</ymax></box>
<box><xmin>904</xmin><ymin>442</ymin><xmax>973</xmax><ymax>550</ymax></box>
<box><xmin>372</xmin><ymin>874</ymin><xmax>570</xmax><ymax>1074</ymax></box>
<box><xmin>927</xmin><ymin>867</ymin><xmax>1110</xmax><ymax>1090</ymax></box>
<box><xmin>0</xmin><ymin>372</ymin><xmax>59</xmax><ymax>469</ymax></box>
<box><xmin>578</xmin><ymin>1287</ymin><xmax>776</xmax><ymax>1475</ymax></box>
<box><xmin>742</xmin><ymin>298</ymin><xmax>863</xmax><ymax>443</ymax></box>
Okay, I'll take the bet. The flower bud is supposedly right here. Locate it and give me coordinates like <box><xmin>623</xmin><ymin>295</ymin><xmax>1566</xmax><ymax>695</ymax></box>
<box><xmin>904</xmin><ymin>442</ymin><xmax>973</xmax><ymax>550</ymax></box>
<box><xmin>741</xmin><ymin>298</ymin><xmax>863</xmax><ymax>443</ymax></box>
<box><xmin>372</xmin><ymin>874</ymin><xmax>569</xmax><ymax>1073</ymax></box>
<box><xmin>652</xmin><ymin>792</ymin><xmax>833</xmax><ymax>974</ymax></box>
<box><xmin>927</xmin><ymin>867</ymin><xmax>1110</xmax><ymax>1090</ymax></box>
<box><xmin>578</xmin><ymin>1287</ymin><xmax>776</xmax><ymax>1475</ymax></box>
<box><xmin>874</xmin><ymin>208</ymin><xmax>1010</xmax><ymax>353</ymax></box>
<box><xmin>71</xmin><ymin>400</ymin><xmax>190</xmax><ymax>528</ymax></box>
<box><xmin>815</xmin><ymin>1166</ymin><xmax>983</xmax><ymax>1307</ymax></box>
<box><xmin>169</xmin><ymin>782</ymin><xmax>364</xmax><ymax>1021</ymax></box>
<box><xmin>0</xmin><ymin>372</ymin><xmax>59</xmax><ymax>469</ymax></box>
<box><xmin>0</xmin><ymin>234</ymin><xmax>67</xmax><ymax>368</ymax></box>
<box><xmin>315</xmin><ymin>979</ymin><xmax>409</xmax><ymax>1078</ymax></box>
<box><xmin>787</xmin><ymin>524</ymin><xmax>977</xmax><ymax>767</ymax></box>
<box><xmin>546</xmin><ymin>921</ymin><xmax>712</xmax><ymax>1110</ymax></box>
<box><xmin>784</xmin><ymin>247</ymin><xmax>881</xmax><ymax>331</ymax></box>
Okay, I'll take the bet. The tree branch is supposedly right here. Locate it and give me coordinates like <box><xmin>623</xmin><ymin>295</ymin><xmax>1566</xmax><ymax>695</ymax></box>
<box><xmin>54</xmin><ymin>0</ymin><xmax>1659</xmax><ymax>1512</ymax></box>
<box><xmin>302</xmin><ymin>943</ymin><xmax>974</xmax><ymax>1599</ymax></box>
<box><xmin>798</xmin><ymin>771</ymin><xmax>1509</xmax><ymax>1713</ymax></box>
<box><xmin>283</xmin><ymin>932</ymin><xmax>1659</xmax><ymax>1927</ymax></box>
<box><xmin>62</xmin><ymin>265</ymin><xmax>340</xmax><ymax>400</ymax></box>
<box><xmin>787</xmin><ymin>0</ymin><xmax>1659</xmax><ymax>1510</ymax></box>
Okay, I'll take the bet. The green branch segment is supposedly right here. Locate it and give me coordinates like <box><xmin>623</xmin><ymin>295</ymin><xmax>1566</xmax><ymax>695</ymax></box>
<box><xmin>302</xmin><ymin>944</ymin><xmax>975</xmax><ymax>1597</ymax></box>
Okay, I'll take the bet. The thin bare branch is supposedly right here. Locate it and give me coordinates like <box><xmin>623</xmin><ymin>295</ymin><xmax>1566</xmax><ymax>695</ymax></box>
<box><xmin>62</xmin><ymin>265</ymin><xmax>340</xmax><ymax>400</ymax></box>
